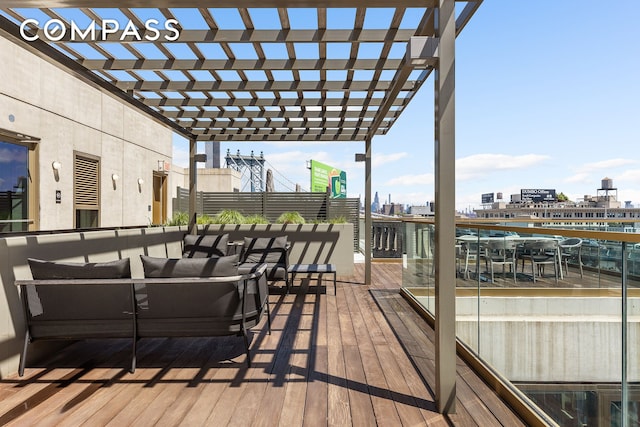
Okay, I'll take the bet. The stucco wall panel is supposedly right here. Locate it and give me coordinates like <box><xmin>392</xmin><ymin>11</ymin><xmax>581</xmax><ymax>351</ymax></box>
<box><xmin>0</xmin><ymin>34</ymin><xmax>174</xmax><ymax>230</ymax></box>
<box><xmin>0</xmin><ymin>37</ymin><xmax>41</xmax><ymax>106</ymax></box>
<box><xmin>101</xmin><ymin>94</ymin><xmax>125</xmax><ymax>139</ymax></box>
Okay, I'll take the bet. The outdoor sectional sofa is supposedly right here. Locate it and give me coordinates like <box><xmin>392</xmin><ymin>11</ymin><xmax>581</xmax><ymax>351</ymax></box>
<box><xmin>16</xmin><ymin>254</ymin><xmax>271</xmax><ymax>376</ymax></box>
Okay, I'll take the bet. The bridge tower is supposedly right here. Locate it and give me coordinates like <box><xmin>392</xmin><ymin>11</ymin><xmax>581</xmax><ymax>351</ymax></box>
<box><xmin>225</xmin><ymin>150</ymin><xmax>266</xmax><ymax>192</ymax></box>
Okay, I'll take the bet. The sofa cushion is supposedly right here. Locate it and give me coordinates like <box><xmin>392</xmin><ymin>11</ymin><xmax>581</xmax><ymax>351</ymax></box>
<box><xmin>28</xmin><ymin>258</ymin><xmax>131</xmax><ymax>279</ymax></box>
<box><xmin>141</xmin><ymin>254</ymin><xmax>239</xmax><ymax>278</ymax></box>
<box><xmin>182</xmin><ymin>233</ymin><xmax>229</xmax><ymax>258</ymax></box>
<box><xmin>241</xmin><ymin>236</ymin><xmax>288</xmax><ymax>264</ymax></box>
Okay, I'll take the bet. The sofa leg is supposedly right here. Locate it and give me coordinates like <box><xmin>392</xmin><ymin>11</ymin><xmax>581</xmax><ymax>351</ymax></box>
<box><xmin>266</xmin><ymin>300</ymin><xmax>272</xmax><ymax>335</ymax></box>
<box><xmin>130</xmin><ymin>338</ymin><xmax>137</xmax><ymax>373</ymax></box>
<box><xmin>242</xmin><ymin>329</ymin><xmax>252</xmax><ymax>368</ymax></box>
<box><xmin>19</xmin><ymin>329</ymin><xmax>30</xmax><ymax>377</ymax></box>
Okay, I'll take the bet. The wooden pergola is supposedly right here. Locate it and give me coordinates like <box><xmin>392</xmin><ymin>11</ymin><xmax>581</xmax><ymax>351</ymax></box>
<box><xmin>0</xmin><ymin>0</ymin><xmax>482</xmax><ymax>413</ymax></box>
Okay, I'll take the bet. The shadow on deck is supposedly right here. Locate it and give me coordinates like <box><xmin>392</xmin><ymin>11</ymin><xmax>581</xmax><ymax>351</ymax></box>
<box><xmin>0</xmin><ymin>263</ymin><xmax>527</xmax><ymax>426</ymax></box>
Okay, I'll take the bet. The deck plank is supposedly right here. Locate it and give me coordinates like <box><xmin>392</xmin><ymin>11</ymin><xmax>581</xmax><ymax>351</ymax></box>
<box><xmin>326</xmin><ymin>278</ymin><xmax>352</xmax><ymax>427</ymax></box>
<box><xmin>0</xmin><ymin>262</ymin><xmax>528</xmax><ymax>426</ymax></box>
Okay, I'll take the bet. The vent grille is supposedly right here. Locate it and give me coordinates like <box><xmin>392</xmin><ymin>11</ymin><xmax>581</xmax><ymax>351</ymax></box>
<box><xmin>74</xmin><ymin>154</ymin><xmax>99</xmax><ymax>208</ymax></box>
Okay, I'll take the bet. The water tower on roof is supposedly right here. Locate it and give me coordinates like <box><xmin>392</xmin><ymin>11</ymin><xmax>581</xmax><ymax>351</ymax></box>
<box><xmin>597</xmin><ymin>177</ymin><xmax>619</xmax><ymax>208</ymax></box>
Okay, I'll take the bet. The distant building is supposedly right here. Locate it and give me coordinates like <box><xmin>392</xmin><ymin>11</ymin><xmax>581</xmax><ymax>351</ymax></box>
<box><xmin>371</xmin><ymin>191</ymin><xmax>380</xmax><ymax>213</ymax></box>
<box><xmin>382</xmin><ymin>203</ymin><xmax>404</xmax><ymax>216</ymax></box>
<box><xmin>475</xmin><ymin>178</ymin><xmax>640</xmax><ymax>229</ymax></box>
<box><xmin>408</xmin><ymin>202</ymin><xmax>435</xmax><ymax>217</ymax></box>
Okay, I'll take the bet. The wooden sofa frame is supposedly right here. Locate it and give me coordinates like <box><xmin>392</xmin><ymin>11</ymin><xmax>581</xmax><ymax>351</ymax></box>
<box><xmin>15</xmin><ymin>264</ymin><xmax>270</xmax><ymax>376</ymax></box>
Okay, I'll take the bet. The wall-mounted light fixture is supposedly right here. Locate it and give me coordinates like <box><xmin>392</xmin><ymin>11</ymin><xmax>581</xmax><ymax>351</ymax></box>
<box><xmin>137</xmin><ymin>178</ymin><xmax>144</xmax><ymax>186</ymax></box>
<box><xmin>111</xmin><ymin>173</ymin><xmax>119</xmax><ymax>190</ymax></box>
<box><xmin>52</xmin><ymin>161</ymin><xmax>61</xmax><ymax>182</ymax></box>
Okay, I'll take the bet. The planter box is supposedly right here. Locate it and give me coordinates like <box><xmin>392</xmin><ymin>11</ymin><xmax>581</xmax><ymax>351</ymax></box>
<box><xmin>197</xmin><ymin>223</ymin><xmax>354</xmax><ymax>275</ymax></box>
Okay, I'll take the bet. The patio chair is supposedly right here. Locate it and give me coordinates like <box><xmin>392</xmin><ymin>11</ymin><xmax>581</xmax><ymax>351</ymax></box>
<box><xmin>522</xmin><ymin>240</ymin><xmax>559</xmax><ymax>283</ymax></box>
<box><xmin>456</xmin><ymin>240</ymin><xmax>482</xmax><ymax>280</ymax></box>
<box><xmin>559</xmin><ymin>238</ymin><xmax>583</xmax><ymax>278</ymax></box>
<box><xmin>240</xmin><ymin>236</ymin><xmax>291</xmax><ymax>291</ymax></box>
<box><xmin>182</xmin><ymin>233</ymin><xmax>230</xmax><ymax>257</ymax></box>
<box><xmin>482</xmin><ymin>240</ymin><xmax>518</xmax><ymax>283</ymax></box>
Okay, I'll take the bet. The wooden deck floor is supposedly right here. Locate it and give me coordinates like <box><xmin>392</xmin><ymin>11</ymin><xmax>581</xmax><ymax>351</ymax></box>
<box><xmin>0</xmin><ymin>263</ymin><xmax>525</xmax><ymax>426</ymax></box>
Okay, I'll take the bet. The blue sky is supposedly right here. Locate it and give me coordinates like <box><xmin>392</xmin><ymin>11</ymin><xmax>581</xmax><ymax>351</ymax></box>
<box><xmin>173</xmin><ymin>1</ymin><xmax>640</xmax><ymax>212</ymax></box>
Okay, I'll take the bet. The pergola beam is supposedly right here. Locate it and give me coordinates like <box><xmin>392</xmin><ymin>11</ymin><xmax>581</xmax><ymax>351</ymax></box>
<box><xmin>3</xmin><ymin>0</ymin><xmax>440</xmax><ymax>7</ymax></box>
<box><xmin>32</xmin><ymin>28</ymin><xmax>418</xmax><ymax>43</ymax></box>
<box><xmin>81</xmin><ymin>58</ymin><xmax>404</xmax><ymax>71</ymax></box>
<box><xmin>114</xmin><ymin>80</ymin><xmax>410</xmax><ymax>92</ymax></box>
<box><xmin>141</xmin><ymin>97</ymin><xmax>407</xmax><ymax>108</ymax></box>
<box><xmin>162</xmin><ymin>109</ymin><xmax>383</xmax><ymax>120</ymax></box>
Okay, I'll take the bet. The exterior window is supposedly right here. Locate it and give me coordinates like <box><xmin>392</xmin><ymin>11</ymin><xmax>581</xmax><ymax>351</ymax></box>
<box><xmin>0</xmin><ymin>140</ymin><xmax>29</xmax><ymax>232</ymax></box>
<box><xmin>74</xmin><ymin>152</ymin><xmax>100</xmax><ymax>228</ymax></box>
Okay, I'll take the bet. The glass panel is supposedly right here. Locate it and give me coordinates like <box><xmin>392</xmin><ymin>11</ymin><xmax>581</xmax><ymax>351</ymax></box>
<box><xmin>402</xmin><ymin>220</ymin><xmax>635</xmax><ymax>425</ymax></box>
<box><xmin>402</xmin><ymin>222</ymin><xmax>434</xmax><ymax>314</ymax></box>
<box><xmin>75</xmin><ymin>209</ymin><xmax>98</xmax><ymax>228</ymax></box>
<box><xmin>0</xmin><ymin>140</ymin><xmax>29</xmax><ymax>232</ymax></box>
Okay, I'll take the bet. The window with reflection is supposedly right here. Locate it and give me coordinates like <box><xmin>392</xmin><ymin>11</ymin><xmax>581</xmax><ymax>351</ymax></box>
<box><xmin>0</xmin><ymin>140</ymin><xmax>29</xmax><ymax>232</ymax></box>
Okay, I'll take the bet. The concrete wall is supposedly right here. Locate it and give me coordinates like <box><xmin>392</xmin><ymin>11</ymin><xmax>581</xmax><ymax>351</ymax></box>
<box><xmin>416</xmin><ymin>294</ymin><xmax>640</xmax><ymax>383</ymax></box>
<box><xmin>197</xmin><ymin>223</ymin><xmax>355</xmax><ymax>275</ymax></box>
<box><xmin>0</xmin><ymin>34</ymin><xmax>174</xmax><ymax>230</ymax></box>
<box><xmin>170</xmin><ymin>166</ymin><xmax>241</xmax><ymax>199</ymax></box>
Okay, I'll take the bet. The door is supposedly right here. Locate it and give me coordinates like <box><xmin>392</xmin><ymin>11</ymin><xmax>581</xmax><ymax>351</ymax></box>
<box><xmin>152</xmin><ymin>172</ymin><xmax>167</xmax><ymax>225</ymax></box>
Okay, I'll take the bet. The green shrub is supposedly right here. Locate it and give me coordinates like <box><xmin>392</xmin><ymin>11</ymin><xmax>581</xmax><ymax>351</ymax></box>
<box><xmin>276</xmin><ymin>211</ymin><xmax>306</xmax><ymax>224</ymax></box>
<box><xmin>214</xmin><ymin>209</ymin><xmax>247</xmax><ymax>224</ymax></box>
<box><xmin>244</xmin><ymin>214</ymin><xmax>270</xmax><ymax>224</ymax></box>
<box><xmin>197</xmin><ymin>214</ymin><xmax>214</xmax><ymax>224</ymax></box>
<box><xmin>166</xmin><ymin>211</ymin><xmax>189</xmax><ymax>226</ymax></box>
<box><xmin>327</xmin><ymin>216</ymin><xmax>348</xmax><ymax>224</ymax></box>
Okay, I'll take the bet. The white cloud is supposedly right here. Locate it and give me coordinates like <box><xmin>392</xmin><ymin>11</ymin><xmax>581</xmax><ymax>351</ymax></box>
<box><xmin>386</xmin><ymin>173</ymin><xmax>434</xmax><ymax>187</ymax></box>
<box><xmin>583</xmin><ymin>158</ymin><xmax>637</xmax><ymax>170</ymax></box>
<box><xmin>616</xmin><ymin>169</ymin><xmax>640</xmax><ymax>182</ymax></box>
<box><xmin>372</xmin><ymin>152</ymin><xmax>408</xmax><ymax>167</ymax></box>
<box><xmin>0</xmin><ymin>147</ymin><xmax>27</xmax><ymax>163</ymax></box>
<box><xmin>457</xmin><ymin>153</ymin><xmax>550</xmax><ymax>180</ymax></box>
<box><xmin>564</xmin><ymin>172</ymin><xmax>591</xmax><ymax>184</ymax></box>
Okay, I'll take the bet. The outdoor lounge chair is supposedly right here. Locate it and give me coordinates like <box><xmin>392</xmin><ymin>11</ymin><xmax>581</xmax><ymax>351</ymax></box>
<box><xmin>240</xmin><ymin>236</ymin><xmax>291</xmax><ymax>291</ymax></box>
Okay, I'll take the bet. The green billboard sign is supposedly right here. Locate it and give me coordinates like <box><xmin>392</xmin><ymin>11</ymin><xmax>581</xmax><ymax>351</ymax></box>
<box><xmin>309</xmin><ymin>160</ymin><xmax>347</xmax><ymax>198</ymax></box>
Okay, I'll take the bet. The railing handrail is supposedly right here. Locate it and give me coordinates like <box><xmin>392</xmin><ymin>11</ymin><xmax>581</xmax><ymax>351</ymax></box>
<box><xmin>397</xmin><ymin>217</ymin><xmax>640</xmax><ymax>244</ymax></box>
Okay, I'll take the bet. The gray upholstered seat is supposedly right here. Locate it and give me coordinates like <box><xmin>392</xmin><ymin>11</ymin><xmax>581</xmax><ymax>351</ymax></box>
<box><xmin>240</xmin><ymin>236</ymin><xmax>290</xmax><ymax>291</ymax></box>
<box><xmin>20</xmin><ymin>258</ymin><xmax>135</xmax><ymax>376</ymax></box>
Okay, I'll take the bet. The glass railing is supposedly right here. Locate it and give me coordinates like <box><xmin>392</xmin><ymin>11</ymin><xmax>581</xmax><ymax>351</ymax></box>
<box><xmin>402</xmin><ymin>218</ymin><xmax>640</xmax><ymax>427</ymax></box>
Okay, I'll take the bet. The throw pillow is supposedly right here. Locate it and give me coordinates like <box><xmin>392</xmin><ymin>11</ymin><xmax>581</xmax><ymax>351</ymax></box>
<box><xmin>141</xmin><ymin>254</ymin><xmax>239</xmax><ymax>278</ymax></box>
<box><xmin>182</xmin><ymin>233</ymin><xmax>229</xmax><ymax>258</ymax></box>
<box><xmin>28</xmin><ymin>258</ymin><xmax>131</xmax><ymax>279</ymax></box>
<box><xmin>242</xmin><ymin>236</ymin><xmax>288</xmax><ymax>264</ymax></box>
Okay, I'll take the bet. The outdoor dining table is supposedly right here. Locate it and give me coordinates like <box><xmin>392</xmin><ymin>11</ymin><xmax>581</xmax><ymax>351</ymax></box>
<box><xmin>455</xmin><ymin>235</ymin><xmax>564</xmax><ymax>280</ymax></box>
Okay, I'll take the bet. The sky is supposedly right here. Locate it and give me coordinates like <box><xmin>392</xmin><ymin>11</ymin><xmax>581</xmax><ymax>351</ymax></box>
<box><xmin>172</xmin><ymin>1</ymin><xmax>640</xmax><ymax>213</ymax></box>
